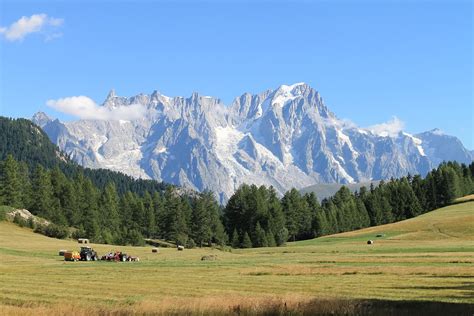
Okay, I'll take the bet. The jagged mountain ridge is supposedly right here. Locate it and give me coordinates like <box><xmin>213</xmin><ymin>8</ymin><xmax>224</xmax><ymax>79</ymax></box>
<box><xmin>33</xmin><ymin>83</ymin><xmax>473</xmax><ymax>202</ymax></box>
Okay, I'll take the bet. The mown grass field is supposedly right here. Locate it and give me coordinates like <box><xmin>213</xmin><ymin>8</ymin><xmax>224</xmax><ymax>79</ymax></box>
<box><xmin>0</xmin><ymin>198</ymin><xmax>473</xmax><ymax>315</ymax></box>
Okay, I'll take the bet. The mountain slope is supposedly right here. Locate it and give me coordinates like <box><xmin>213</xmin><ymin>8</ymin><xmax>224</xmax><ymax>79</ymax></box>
<box><xmin>294</xmin><ymin>196</ymin><xmax>474</xmax><ymax>245</ymax></box>
<box><xmin>415</xmin><ymin>129</ymin><xmax>473</xmax><ymax>167</ymax></box>
<box><xmin>299</xmin><ymin>181</ymin><xmax>381</xmax><ymax>201</ymax></box>
<box><xmin>0</xmin><ymin>117</ymin><xmax>168</xmax><ymax>195</ymax></box>
<box><xmin>33</xmin><ymin>83</ymin><xmax>472</xmax><ymax>202</ymax></box>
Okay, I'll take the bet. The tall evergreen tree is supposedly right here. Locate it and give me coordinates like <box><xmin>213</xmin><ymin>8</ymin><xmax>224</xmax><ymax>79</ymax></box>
<box><xmin>142</xmin><ymin>191</ymin><xmax>156</xmax><ymax>238</ymax></box>
<box><xmin>241</xmin><ymin>231</ymin><xmax>252</xmax><ymax>248</ymax></box>
<box><xmin>191</xmin><ymin>195</ymin><xmax>212</xmax><ymax>247</ymax></box>
<box><xmin>30</xmin><ymin>165</ymin><xmax>55</xmax><ymax>219</ymax></box>
<box><xmin>0</xmin><ymin>154</ymin><xmax>22</xmax><ymax>208</ymax></box>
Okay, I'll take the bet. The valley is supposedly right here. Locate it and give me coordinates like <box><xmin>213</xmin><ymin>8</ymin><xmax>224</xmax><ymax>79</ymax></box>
<box><xmin>0</xmin><ymin>197</ymin><xmax>472</xmax><ymax>315</ymax></box>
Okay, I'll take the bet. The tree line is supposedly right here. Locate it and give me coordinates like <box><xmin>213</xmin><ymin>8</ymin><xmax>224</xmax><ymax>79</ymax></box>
<box><xmin>224</xmin><ymin>161</ymin><xmax>474</xmax><ymax>247</ymax></box>
<box><xmin>0</xmin><ymin>154</ymin><xmax>227</xmax><ymax>246</ymax></box>
<box><xmin>1</xmin><ymin>116</ymin><xmax>473</xmax><ymax>247</ymax></box>
<box><xmin>1</xmin><ymin>152</ymin><xmax>472</xmax><ymax>247</ymax></box>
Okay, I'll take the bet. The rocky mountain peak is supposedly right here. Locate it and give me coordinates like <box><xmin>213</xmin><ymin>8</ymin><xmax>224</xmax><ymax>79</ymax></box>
<box><xmin>106</xmin><ymin>89</ymin><xmax>116</xmax><ymax>100</ymax></box>
<box><xmin>32</xmin><ymin>111</ymin><xmax>52</xmax><ymax>128</ymax></box>
<box><xmin>33</xmin><ymin>83</ymin><xmax>473</xmax><ymax>203</ymax></box>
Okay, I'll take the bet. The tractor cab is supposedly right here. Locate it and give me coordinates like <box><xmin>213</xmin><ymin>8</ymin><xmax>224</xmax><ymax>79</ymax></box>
<box><xmin>80</xmin><ymin>246</ymin><xmax>98</xmax><ymax>261</ymax></box>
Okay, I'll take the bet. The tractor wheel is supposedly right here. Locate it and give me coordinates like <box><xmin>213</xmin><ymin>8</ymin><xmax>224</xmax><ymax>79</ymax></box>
<box><xmin>93</xmin><ymin>256</ymin><xmax>98</xmax><ymax>261</ymax></box>
<box><xmin>86</xmin><ymin>254</ymin><xmax>91</xmax><ymax>261</ymax></box>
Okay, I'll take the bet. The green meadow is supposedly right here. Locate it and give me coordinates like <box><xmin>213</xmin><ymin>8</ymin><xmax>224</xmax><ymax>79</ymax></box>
<box><xmin>0</xmin><ymin>197</ymin><xmax>473</xmax><ymax>315</ymax></box>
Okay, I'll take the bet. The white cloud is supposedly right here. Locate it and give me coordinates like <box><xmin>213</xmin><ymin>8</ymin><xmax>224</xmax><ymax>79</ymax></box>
<box><xmin>0</xmin><ymin>14</ymin><xmax>64</xmax><ymax>41</ymax></box>
<box><xmin>367</xmin><ymin>116</ymin><xmax>405</xmax><ymax>137</ymax></box>
<box><xmin>46</xmin><ymin>96</ymin><xmax>147</xmax><ymax>121</ymax></box>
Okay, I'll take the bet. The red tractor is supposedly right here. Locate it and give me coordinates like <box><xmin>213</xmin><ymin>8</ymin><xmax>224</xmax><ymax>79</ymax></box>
<box><xmin>101</xmin><ymin>251</ymin><xmax>128</xmax><ymax>262</ymax></box>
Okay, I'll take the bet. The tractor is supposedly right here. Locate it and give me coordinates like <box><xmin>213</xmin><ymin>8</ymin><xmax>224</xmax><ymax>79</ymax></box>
<box><xmin>80</xmin><ymin>246</ymin><xmax>98</xmax><ymax>261</ymax></box>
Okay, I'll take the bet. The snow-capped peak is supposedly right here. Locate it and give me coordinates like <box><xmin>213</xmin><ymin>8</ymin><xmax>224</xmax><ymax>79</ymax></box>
<box><xmin>268</xmin><ymin>82</ymin><xmax>309</xmax><ymax>110</ymax></box>
<box><xmin>34</xmin><ymin>83</ymin><xmax>472</xmax><ymax>203</ymax></box>
<box><xmin>429</xmin><ymin>128</ymin><xmax>445</xmax><ymax>135</ymax></box>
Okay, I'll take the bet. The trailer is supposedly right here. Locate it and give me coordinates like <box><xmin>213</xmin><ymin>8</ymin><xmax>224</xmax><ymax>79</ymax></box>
<box><xmin>63</xmin><ymin>251</ymin><xmax>80</xmax><ymax>261</ymax></box>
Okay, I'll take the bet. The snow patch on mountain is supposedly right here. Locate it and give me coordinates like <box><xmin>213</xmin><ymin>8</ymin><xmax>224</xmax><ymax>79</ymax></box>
<box><xmin>33</xmin><ymin>83</ymin><xmax>472</xmax><ymax>203</ymax></box>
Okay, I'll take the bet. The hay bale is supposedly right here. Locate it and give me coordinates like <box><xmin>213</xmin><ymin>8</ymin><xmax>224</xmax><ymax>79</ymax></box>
<box><xmin>367</xmin><ymin>240</ymin><xmax>374</xmax><ymax>245</ymax></box>
<box><xmin>201</xmin><ymin>255</ymin><xmax>217</xmax><ymax>261</ymax></box>
<box><xmin>177</xmin><ymin>245</ymin><xmax>184</xmax><ymax>251</ymax></box>
<box><xmin>78</xmin><ymin>238</ymin><xmax>89</xmax><ymax>244</ymax></box>
<box><xmin>152</xmin><ymin>248</ymin><xmax>159</xmax><ymax>253</ymax></box>
<box><xmin>58</xmin><ymin>250</ymin><xmax>67</xmax><ymax>256</ymax></box>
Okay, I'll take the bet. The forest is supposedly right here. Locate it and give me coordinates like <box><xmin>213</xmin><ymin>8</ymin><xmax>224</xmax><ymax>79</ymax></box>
<box><xmin>1</xmin><ymin>117</ymin><xmax>473</xmax><ymax>247</ymax></box>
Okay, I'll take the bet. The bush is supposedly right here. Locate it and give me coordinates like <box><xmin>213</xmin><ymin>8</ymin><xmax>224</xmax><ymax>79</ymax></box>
<box><xmin>35</xmin><ymin>223</ymin><xmax>69</xmax><ymax>239</ymax></box>
<box><xmin>0</xmin><ymin>206</ymin><xmax>14</xmax><ymax>221</ymax></box>
<box><xmin>27</xmin><ymin>217</ymin><xmax>36</xmax><ymax>229</ymax></box>
<box><xmin>186</xmin><ymin>238</ymin><xmax>196</xmax><ymax>249</ymax></box>
<box><xmin>34</xmin><ymin>224</ymin><xmax>46</xmax><ymax>234</ymax></box>
<box><xmin>46</xmin><ymin>224</ymin><xmax>69</xmax><ymax>239</ymax></box>
<box><xmin>13</xmin><ymin>213</ymin><xmax>27</xmax><ymax>227</ymax></box>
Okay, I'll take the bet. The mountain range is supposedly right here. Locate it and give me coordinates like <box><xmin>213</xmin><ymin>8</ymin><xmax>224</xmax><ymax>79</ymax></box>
<box><xmin>32</xmin><ymin>83</ymin><xmax>473</xmax><ymax>203</ymax></box>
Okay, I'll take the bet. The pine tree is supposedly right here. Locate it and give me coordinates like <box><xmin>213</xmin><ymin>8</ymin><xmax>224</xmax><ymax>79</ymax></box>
<box><xmin>253</xmin><ymin>222</ymin><xmax>267</xmax><ymax>247</ymax></box>
<box><xmin>163</xmin><ymin>188</ymin><xmax>188</xmax><ymax>245</ymax></box>
<box><xmin>0</xmin><ymin>154</ymin><xmax>22</xmax><ymax>208</ymax></box>
<box><xmin>152</xmin><ymin>191</ymin><xmax>165</xmax><ymax>238</ymax></box>
<box><xmin>241</xmin><ymin>231</ymin><xmax>252</xmax><ymax>248</ymax></box>
<box><xmin>267</xmin><ymin>186</ymin><xmax>286</xmax><ymax>245</ymax></box>
<box><xmin>142</xmin><ymin>191</ymin><xmax>156</xmax><ymax>238</ymax></box>
<box><xmin>191</xmin><ymin>195</ymin><xmax>212</xmax><ymax>247</ymax></box>
<box><xmin>231</xmin><ymin>229</ymin><xmax>240</xmax><ymax>248</ymax></box>
<box><xmin>99</xmin><ymin>183</ymin><xmax>121</xmax><ymax>242</ymax></box>
<box><xmin>305</xmin><ymin>192</ymin><xmax>320</xmax><ymax>238</ymax></box>
<box><xmin>282</xmin><ymin>189</ymin><xmax>311</xmax><ymax>240</ymax></box>
<box><xmin>31</xmin><ymin>165</ymin><xmax>54</xmax><ymax>218</ymax></box>
<box><xmin>17</xmin><ymin>161</ymin><xmax>32</xmax><ymax>209</ymax></box>
<box><xmin>80</xmin><ymin>178</ymin><xmax>100</xmax><ymax>241</ymax></box>
<box><xmin>266</xmin><ymin>230</ymin><xmax>277</xmax><ymax>247</ymax></box>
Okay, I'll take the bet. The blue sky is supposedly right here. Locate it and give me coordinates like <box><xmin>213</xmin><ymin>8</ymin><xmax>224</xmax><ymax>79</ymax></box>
<box><xmin>0</xmin><ymin>0</ymin><xmax>472</xmax><ymax>148</ymax></box>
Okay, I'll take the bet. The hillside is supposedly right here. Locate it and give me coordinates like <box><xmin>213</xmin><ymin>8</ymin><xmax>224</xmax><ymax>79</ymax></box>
<box><xmin>0</xmin><ymin>116</ymin><xmax>168</xmax><ymax>195</ymax></box>
<box><xmin>293</xmin><ymin>196</ymin><xmax>474</xmax><ymax>246</ymax></box>
<box><xmin>300</xmin><ymin>181</ymin><xmax>381</xmax><ymax>201</ymax></box>
<box><xmin>0</xmin><ymin>199</ymin><xmax>473</xmax><ymax>315</ymax></box>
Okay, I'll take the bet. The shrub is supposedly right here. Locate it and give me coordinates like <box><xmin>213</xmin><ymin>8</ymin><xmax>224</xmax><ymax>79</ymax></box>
<box><xmin>44</xmin><ymin>224</ymin><xmax>69</xmax><ymax>239</ymax></box>
<box><xmin>13</xmin><ymin>213</ymin><xmax>26</xmax><ymax>227</ymax></box>
<box><xmin>34</xmin><ymin>224</ymin><xmax>46</xmax><ymax>235</ymax></box>
<box><xmin>27</xmin><ymin>217</ymin><xmax>36</xmax><ymax>229</ymax></box>
<box><xmin>0</xmin><ymin>206</ymin><xmax>14</xmax><ymax>221</ymax></box>
<box><xmin>35</xmin><ymin>223</ymin><xmax>69</xmax><ymax>239</ymax></box>
<box><xmin>186</xmin><ymin>238</ymin><xmax>196</xmax><ymax>249</ymax></box>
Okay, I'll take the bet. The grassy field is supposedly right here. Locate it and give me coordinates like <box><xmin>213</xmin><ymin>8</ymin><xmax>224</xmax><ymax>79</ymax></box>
<box><xmin>0</xmin><ymin>199</ymin><xmax>473</xmax><ymax>315</ymax></box>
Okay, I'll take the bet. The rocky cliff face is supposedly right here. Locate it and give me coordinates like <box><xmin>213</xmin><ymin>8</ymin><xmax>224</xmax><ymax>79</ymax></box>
<box><xmin>33</xmin><ymin>83</ymin><xmax>472</xmax><ymax>203</ymax></box>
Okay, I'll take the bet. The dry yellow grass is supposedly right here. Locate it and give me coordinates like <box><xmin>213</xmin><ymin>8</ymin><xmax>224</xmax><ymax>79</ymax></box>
<box><xmin>0</xmin><ymin>200</ymin><xmax>473</xmax><ymax>315</ymax></box>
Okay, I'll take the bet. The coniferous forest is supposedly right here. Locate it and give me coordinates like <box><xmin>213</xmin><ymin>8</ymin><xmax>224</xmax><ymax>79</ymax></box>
<box><xmin>1</xmin><ymin>117</ymin><xmax>473</xmax><ymax>248</ymax></box>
